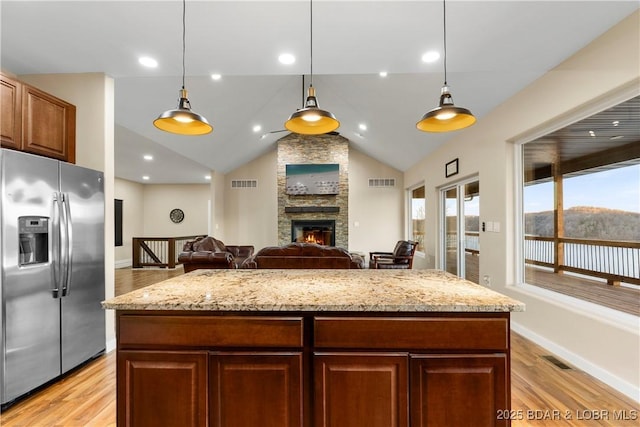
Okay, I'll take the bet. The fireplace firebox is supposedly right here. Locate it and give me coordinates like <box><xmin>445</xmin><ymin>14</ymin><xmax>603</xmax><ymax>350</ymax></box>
<box><xmin>291</xmin><ymin>220</ymin><xmax>335</xmax><ymax>246</ymax></box>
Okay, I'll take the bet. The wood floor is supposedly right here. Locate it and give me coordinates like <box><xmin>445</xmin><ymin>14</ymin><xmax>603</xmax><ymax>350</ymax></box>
<box><xmin>1</xmin><ymin>267</ymin><xmax>638</xmax><ymax>426</ymax></box>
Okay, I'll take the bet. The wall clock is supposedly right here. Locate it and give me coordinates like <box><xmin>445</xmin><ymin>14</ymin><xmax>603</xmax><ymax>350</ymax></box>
<box><xmin>169</xmin><ymin>208</ymin><xmax>184</xmax><ymax>224</ymax></box>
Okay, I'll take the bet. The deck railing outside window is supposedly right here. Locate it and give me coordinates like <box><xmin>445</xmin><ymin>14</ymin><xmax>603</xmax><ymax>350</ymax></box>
<box><xmin>524</xmin><ymin>235</ymin><xmax>640</xmax><ymax>286</ymax></box>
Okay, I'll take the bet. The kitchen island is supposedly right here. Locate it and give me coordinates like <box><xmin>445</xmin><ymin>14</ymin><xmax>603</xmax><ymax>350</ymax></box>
<box><xmin>103</xmin><ymin>269</ymin><xmax>524</xmax><ymax>427</ymax></box>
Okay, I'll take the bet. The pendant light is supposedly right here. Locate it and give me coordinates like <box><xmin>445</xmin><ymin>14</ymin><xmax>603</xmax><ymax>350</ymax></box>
<box><xmin>154</xmin><ymin>0</ymin><xmax>212</xmax><ymax>135</ymax></box>
<box><xmin>285</xmin><ymin>0</ymin><xmax>339</xmax><ymax>135</ymax></box>
<box><xmin>417</xmin><ymin>0</ymin><xmax>475</xmax><ymax>133</ymax></box>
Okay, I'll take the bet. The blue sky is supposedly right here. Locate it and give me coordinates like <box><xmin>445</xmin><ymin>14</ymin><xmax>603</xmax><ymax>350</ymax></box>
<box><xmin>524</xmin><ymin>164</ymin><xmax>640</xmax><ymax>213</ymax></box>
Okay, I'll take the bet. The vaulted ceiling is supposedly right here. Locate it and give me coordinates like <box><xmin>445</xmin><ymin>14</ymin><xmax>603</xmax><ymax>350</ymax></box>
<box><xmin>1</xmin><ymin>1</ymin><xmax>637</xmax><ymax>183</ymax></box>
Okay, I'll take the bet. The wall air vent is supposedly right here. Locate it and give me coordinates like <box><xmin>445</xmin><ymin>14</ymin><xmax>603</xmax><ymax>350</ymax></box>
<box><xmin>231</xmin><ymin>179</ymin><xmax>257</xmax><ymax>189</ymax></box>
<box><xmin>368</xmin><ymin>178</ymin><xmax>396</xmax><ymax>188</ymax></box>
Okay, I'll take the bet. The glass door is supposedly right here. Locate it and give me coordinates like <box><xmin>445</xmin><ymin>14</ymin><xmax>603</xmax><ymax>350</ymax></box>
<box><xmin>443</xmin><ymin>187</ymin><xmax>458</xmax><ymax>276</ymax></box>
<box><xmin>441</xmin><ymin>179</ymin><xmax>480</xmax><ymax>283</ymax></box>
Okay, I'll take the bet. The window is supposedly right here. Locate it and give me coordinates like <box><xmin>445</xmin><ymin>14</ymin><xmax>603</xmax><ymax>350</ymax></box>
<box><xmin>520</xmin><ymin>95</ymin><xmax>640</xmax><ymax>316</ymax></box>
<box><xmin>409</xmin><ymin>185</ymin><xmax>425</xmax><ymax>252</ymax></box>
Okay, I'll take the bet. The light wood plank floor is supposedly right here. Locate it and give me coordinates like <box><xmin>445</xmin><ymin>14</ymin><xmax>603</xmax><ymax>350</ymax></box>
<box><xmin>1</xmin><ymin>267</ymin><xmax>638</xmax><ymax>426</ymax></box>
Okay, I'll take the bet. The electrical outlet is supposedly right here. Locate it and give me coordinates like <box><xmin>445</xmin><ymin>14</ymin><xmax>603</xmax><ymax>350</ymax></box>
<box><xmin>483</xmin><ymin>275</ymin><xmax>491</xmax><ymax>286</ymax></box>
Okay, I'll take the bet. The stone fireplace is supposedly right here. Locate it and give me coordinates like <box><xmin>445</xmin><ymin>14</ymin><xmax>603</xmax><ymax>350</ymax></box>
<box><xmin>277</xmin><ymin>133</ymin><xmax>349</xmax><ymax>248</ymax></box>
<box><xmin>291</xmin><ymin>220</ymin><xmax>336</xmax><ymax>246</ymax></box>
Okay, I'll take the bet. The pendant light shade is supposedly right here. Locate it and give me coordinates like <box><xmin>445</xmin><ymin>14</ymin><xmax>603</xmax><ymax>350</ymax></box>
<box><xmin>416</xmin><ymin>85</ymin><xmax>476</xmax><ymax>132</ymax></box>
<box><xmin>154</xmin><ymin>89</ymin><xmax>213</xmax><ymax>135</ymax></box>
<box><xmin>417</xmin><ymin>0</ymin><xmax>475</xmax><ymax>133</ymax></box>
<box><xmin>284</xmin><ymin>0</ymin><xmax>339</xmax><ymax>135</ymax></box>
<box><xmin>285</xmin><ymin>86</ymin><xmax>340</xmax><ymax>135</ymax></box>
<box><xmin>154</xmin><ymin>0</ymin><xmax>212</xmax><ymax>135</ymax></box>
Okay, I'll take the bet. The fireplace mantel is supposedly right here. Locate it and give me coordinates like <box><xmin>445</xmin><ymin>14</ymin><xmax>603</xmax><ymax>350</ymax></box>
<box><xmin>284</xmin><ymin>206</ymin><xmax>340</xmax><ymax>214</ymax></box>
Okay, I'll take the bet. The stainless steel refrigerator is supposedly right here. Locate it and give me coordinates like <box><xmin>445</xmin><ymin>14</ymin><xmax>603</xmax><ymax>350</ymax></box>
<box><xmin>0</xmin><ymin>148</ymin><xmax>105</xmax><ymax>407</ymax></box>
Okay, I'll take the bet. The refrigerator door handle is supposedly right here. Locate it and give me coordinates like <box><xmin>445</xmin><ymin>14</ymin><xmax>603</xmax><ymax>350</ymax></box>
<box><xmin>51</xmin><ymin>192</ymin><xmax>62</xmax><ymax>298</ymax></box>
<box><xmin>61</xmin><ymin>192</ymin><xmax>73</xmax><ymax>297</ymax></box>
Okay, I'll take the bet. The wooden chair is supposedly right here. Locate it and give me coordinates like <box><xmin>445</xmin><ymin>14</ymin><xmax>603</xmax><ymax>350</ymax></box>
<box><xmin>369</xmin><ymin>240</ymin><xmax>418</xmax><ymax>269</ymax></box>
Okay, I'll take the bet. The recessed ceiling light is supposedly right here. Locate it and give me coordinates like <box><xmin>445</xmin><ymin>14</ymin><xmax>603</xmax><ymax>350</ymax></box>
<box><xmin>205</xmin><ymin>175</ymin><xmax>211</xmax><ymax>180</ymax></box>
<box><xmin>143</xmin><ymin>154</ymin><xmax>153</xmax><ymax>161</ymax></box>
<box><xmin>260</xmin><ymin>134</ymin><xmax>268</xmax><ymax>140</ymax></box>
<box><xmin>359</xmin><ymin>123</ymin><xmax>367</xmax><ymax>131</ymax></box>
<box><xmin>252</xmin><ymin>125</ymin><xmax>262</xmax><ymax>133</ymax></box>
<box><xmin>142</xmin><ymin>175</ymin><xmax>150</xmax><ymax>181</ymax></box>
<box><xmin>278</xmin><ymin>53</ymin><xmax>296</xmax><ymax>65</ymax></box>
<box><xmin>379</xmin><ymin>71</ymin><xmax>388</xmax><ymax>78</ymax></box>
<box><xmin>421</xmin><ymin>51</ymin><xmax>440</xmax><ymax>63</ymax></box>
<box><xmin>138</xmin><ymin>56</ymin><xmax>158</xmax><ymax>68</ymax></box>
<box><xmin>589</xmin><ymin>130</ymin><xmax>596</xmax><ymax>137</ymax></box>
<box><xmin>612</xmin><ymin>120</ymin><xmax>620</xmax><ymax>126</ymax></box>
<box><xmin>211</xmin><ymin>73</ymin><xmax>222</xmax><ymax>81</ymax></box>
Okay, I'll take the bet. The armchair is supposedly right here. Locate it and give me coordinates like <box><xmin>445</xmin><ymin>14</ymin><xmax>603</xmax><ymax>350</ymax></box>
<box><xmin>369</xmin><ymin>240</ymin><xmax>418</xmax><ymax>269</ymax></box>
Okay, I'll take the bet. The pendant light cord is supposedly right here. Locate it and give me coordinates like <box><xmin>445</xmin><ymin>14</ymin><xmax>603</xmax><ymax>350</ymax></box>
<box><xmin>309</xmin><ymin>0</ymin><xmax>314</xmax><ymax>87</ymax></box>
<box><xmin>442</xmin><ymin>0</ymin><xmax>448</xmax><ymax>86</ymax></box>
<box><xmin>181</xmin><ymin>0</ymin><xmax>186</xmax><ymax>90</ymax></box>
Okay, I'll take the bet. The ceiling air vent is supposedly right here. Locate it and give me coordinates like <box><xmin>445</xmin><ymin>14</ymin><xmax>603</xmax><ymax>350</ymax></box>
<box><xmin>368</xmin><ymin>178</ymin><xmax>396</xmax><ymax>188</ymax></box>
<box><xmin>231</xmin><ymin>179</ymin><xmax>257</xmax><ymax>189</ymax></box>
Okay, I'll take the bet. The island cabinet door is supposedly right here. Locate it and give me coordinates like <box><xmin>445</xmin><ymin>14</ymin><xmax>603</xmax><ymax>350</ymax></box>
<box><xmin>314</xmin><ymin>353</ymin><xmax>409</xmax><ymax>427</ymax></box>
<box><xmin>410</xmin><ymin>354</ymin><xmax>509</xmax><ymax>427</ymax></box>
<box><xmin>209</xmin><ymin>352</ymin><xmax>303</xmax><ymax>427</ymax></box>
<box><xmin>117</xmin><ymin>350</ymin><xmax>208</xmax><ymax>427</ymax></box>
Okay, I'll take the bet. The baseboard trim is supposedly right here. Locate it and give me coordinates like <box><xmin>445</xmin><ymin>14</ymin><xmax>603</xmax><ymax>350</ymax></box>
<box><xmin>105</xmin><ymin>338</ymin><xmax>116</xmax><ymax>353</ymax></box>
<box><xmin>511</xmin><ymin>321</ymin><xmax>639</xmax><ymax>402</ymax></box>
<box><xmin>115</xmin><ymin>259</ymin><xmax>131</xmax><ymax>269</ymax></box>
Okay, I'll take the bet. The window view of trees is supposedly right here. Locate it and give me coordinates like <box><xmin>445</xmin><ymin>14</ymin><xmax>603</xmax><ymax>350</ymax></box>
<box><xmin>411</xmin><ymin>186</ymin><xmax>425</xmax><ymax>251</ymax></box>
<box><xmin>524</xmin><ymin>164</ymin><xmax>640</xmax><ymax>241</ymax></box>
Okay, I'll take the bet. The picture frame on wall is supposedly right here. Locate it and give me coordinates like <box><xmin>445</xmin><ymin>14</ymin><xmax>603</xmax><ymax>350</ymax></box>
<box><xmin>445</xmin><ymin>158</ymin><xmax>459</xmax><ymax>178</ymax></box>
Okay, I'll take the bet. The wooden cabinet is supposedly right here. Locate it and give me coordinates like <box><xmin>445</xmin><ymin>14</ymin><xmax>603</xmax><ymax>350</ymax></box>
<box><xmin>117</xmin><ymin>350</ymin><xmax>208</xmax><ymax>427</ymax></box>
<box><xmin>116</xmin><ymin>312</ymin><xmax>512</xmax><ymax>427</ymax></box>
<box><xmin>0</xmin><ymin>72</ymin><xmax>75</xmax><ymax>163</ymax></box>
<box><xmin>314</xmin><ymin>353</ymin><xmax>408</xmax><ymax>427</ymax></box>
<box><xmin>1</xmin><ymin>74</ymin><xmax>22</xmax><ymax>149</ymax></box>
<box><xmin>410</xmin><ymin>355</ymin><xmax>508</xmax><ymax>427</ymax></box>
<box><xmin>210</xmin><ymin>353</ymin><xmax>303</xmax><ymax>427</ymax></box>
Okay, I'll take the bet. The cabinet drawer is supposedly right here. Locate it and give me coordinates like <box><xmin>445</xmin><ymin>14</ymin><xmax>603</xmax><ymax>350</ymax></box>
<box><xmin>314</xmin><ymin>317</ymin><xmax>508</xmax><ymax>351</ymax></box>
<box><xmin>119</xmin><ymin>315</ymin><xmax>303</xmax><ymax>349</ymax></box>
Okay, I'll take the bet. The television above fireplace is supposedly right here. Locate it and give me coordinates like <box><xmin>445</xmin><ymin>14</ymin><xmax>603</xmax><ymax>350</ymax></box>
<box><xmin>285</xmin><ymin>164</ymin><xmax>339</xmax><ymax>195</ymax></box>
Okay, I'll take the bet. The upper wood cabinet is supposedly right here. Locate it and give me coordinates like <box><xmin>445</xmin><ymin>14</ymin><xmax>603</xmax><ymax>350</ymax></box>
<box><xmin>1</xmin><ymin>72</ymin><xmax>76</xmax><ymax>163</ymax></box>
<box><xmin>0</xmin><ymin>74</ymin><xmax>22</xmax><ymax>150</ymax></box>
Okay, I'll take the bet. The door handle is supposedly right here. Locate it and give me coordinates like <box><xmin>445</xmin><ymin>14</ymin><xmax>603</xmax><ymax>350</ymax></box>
<box><xmin>51</xmin><ymin>192</ymin><xmax>62</xmax><ymax>298</ymax></box>
<box><xmin>61</xmin><ymin>193</ymin><xmax>73</xmax><ymax>297</ymax></box>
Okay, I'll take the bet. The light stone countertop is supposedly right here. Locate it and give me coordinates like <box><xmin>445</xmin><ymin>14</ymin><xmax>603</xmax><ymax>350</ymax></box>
<box><xmin>103</xmin><ymin>269</ymin><xmax>525</xmax><ymax>312</ymax></box>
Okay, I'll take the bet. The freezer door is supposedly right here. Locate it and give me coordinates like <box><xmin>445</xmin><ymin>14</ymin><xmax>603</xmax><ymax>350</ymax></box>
<box><xmin>59</xmin><ymin>162</ymin><xmax>105</xmax><ymax>373</ymax></box>
<box><xmin>0</xmin><ymin>149</ymin><xmax>61</xmax><ymax>405</ymax></box>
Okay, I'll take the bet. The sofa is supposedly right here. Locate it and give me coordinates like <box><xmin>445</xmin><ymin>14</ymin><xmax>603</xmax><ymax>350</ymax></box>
<box><xmin>178</xmin><ymin>236</ymin><xmax>255</xmax><ymax>272</ymax></box>
<box><xmin>241</xmin><ymin>242</ymin><xmax>364</xmax><ymax>269</ymax></box>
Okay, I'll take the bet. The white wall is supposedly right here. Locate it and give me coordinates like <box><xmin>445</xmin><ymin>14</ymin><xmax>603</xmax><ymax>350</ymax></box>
<box><xmin>19</xmin><ymin>73</ymin><xmax>116</xmax><ymax>352</ymax></box>
<box><xmin>114</xmin><ymin>178</ymin><xmax>144</xmax><ymax>267</ymax></box>
<box><xmin>404</xmin><ymin>11</ymin><xmax>640</xmax><ymax>400</ymax></box>
<box><xmin>142</xmin><ymin>184</ymin><xmax>210</xmax><ymax>237</ymax></box>
<box><xmin>224</xmin><ymin>149</ymin><xmax>278</xmax><ymax>249</ymax></box>
<box><xmin>348</xmin><ymin>147</ymin><xmax>404</xmax><ymax>257</ymax></box>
